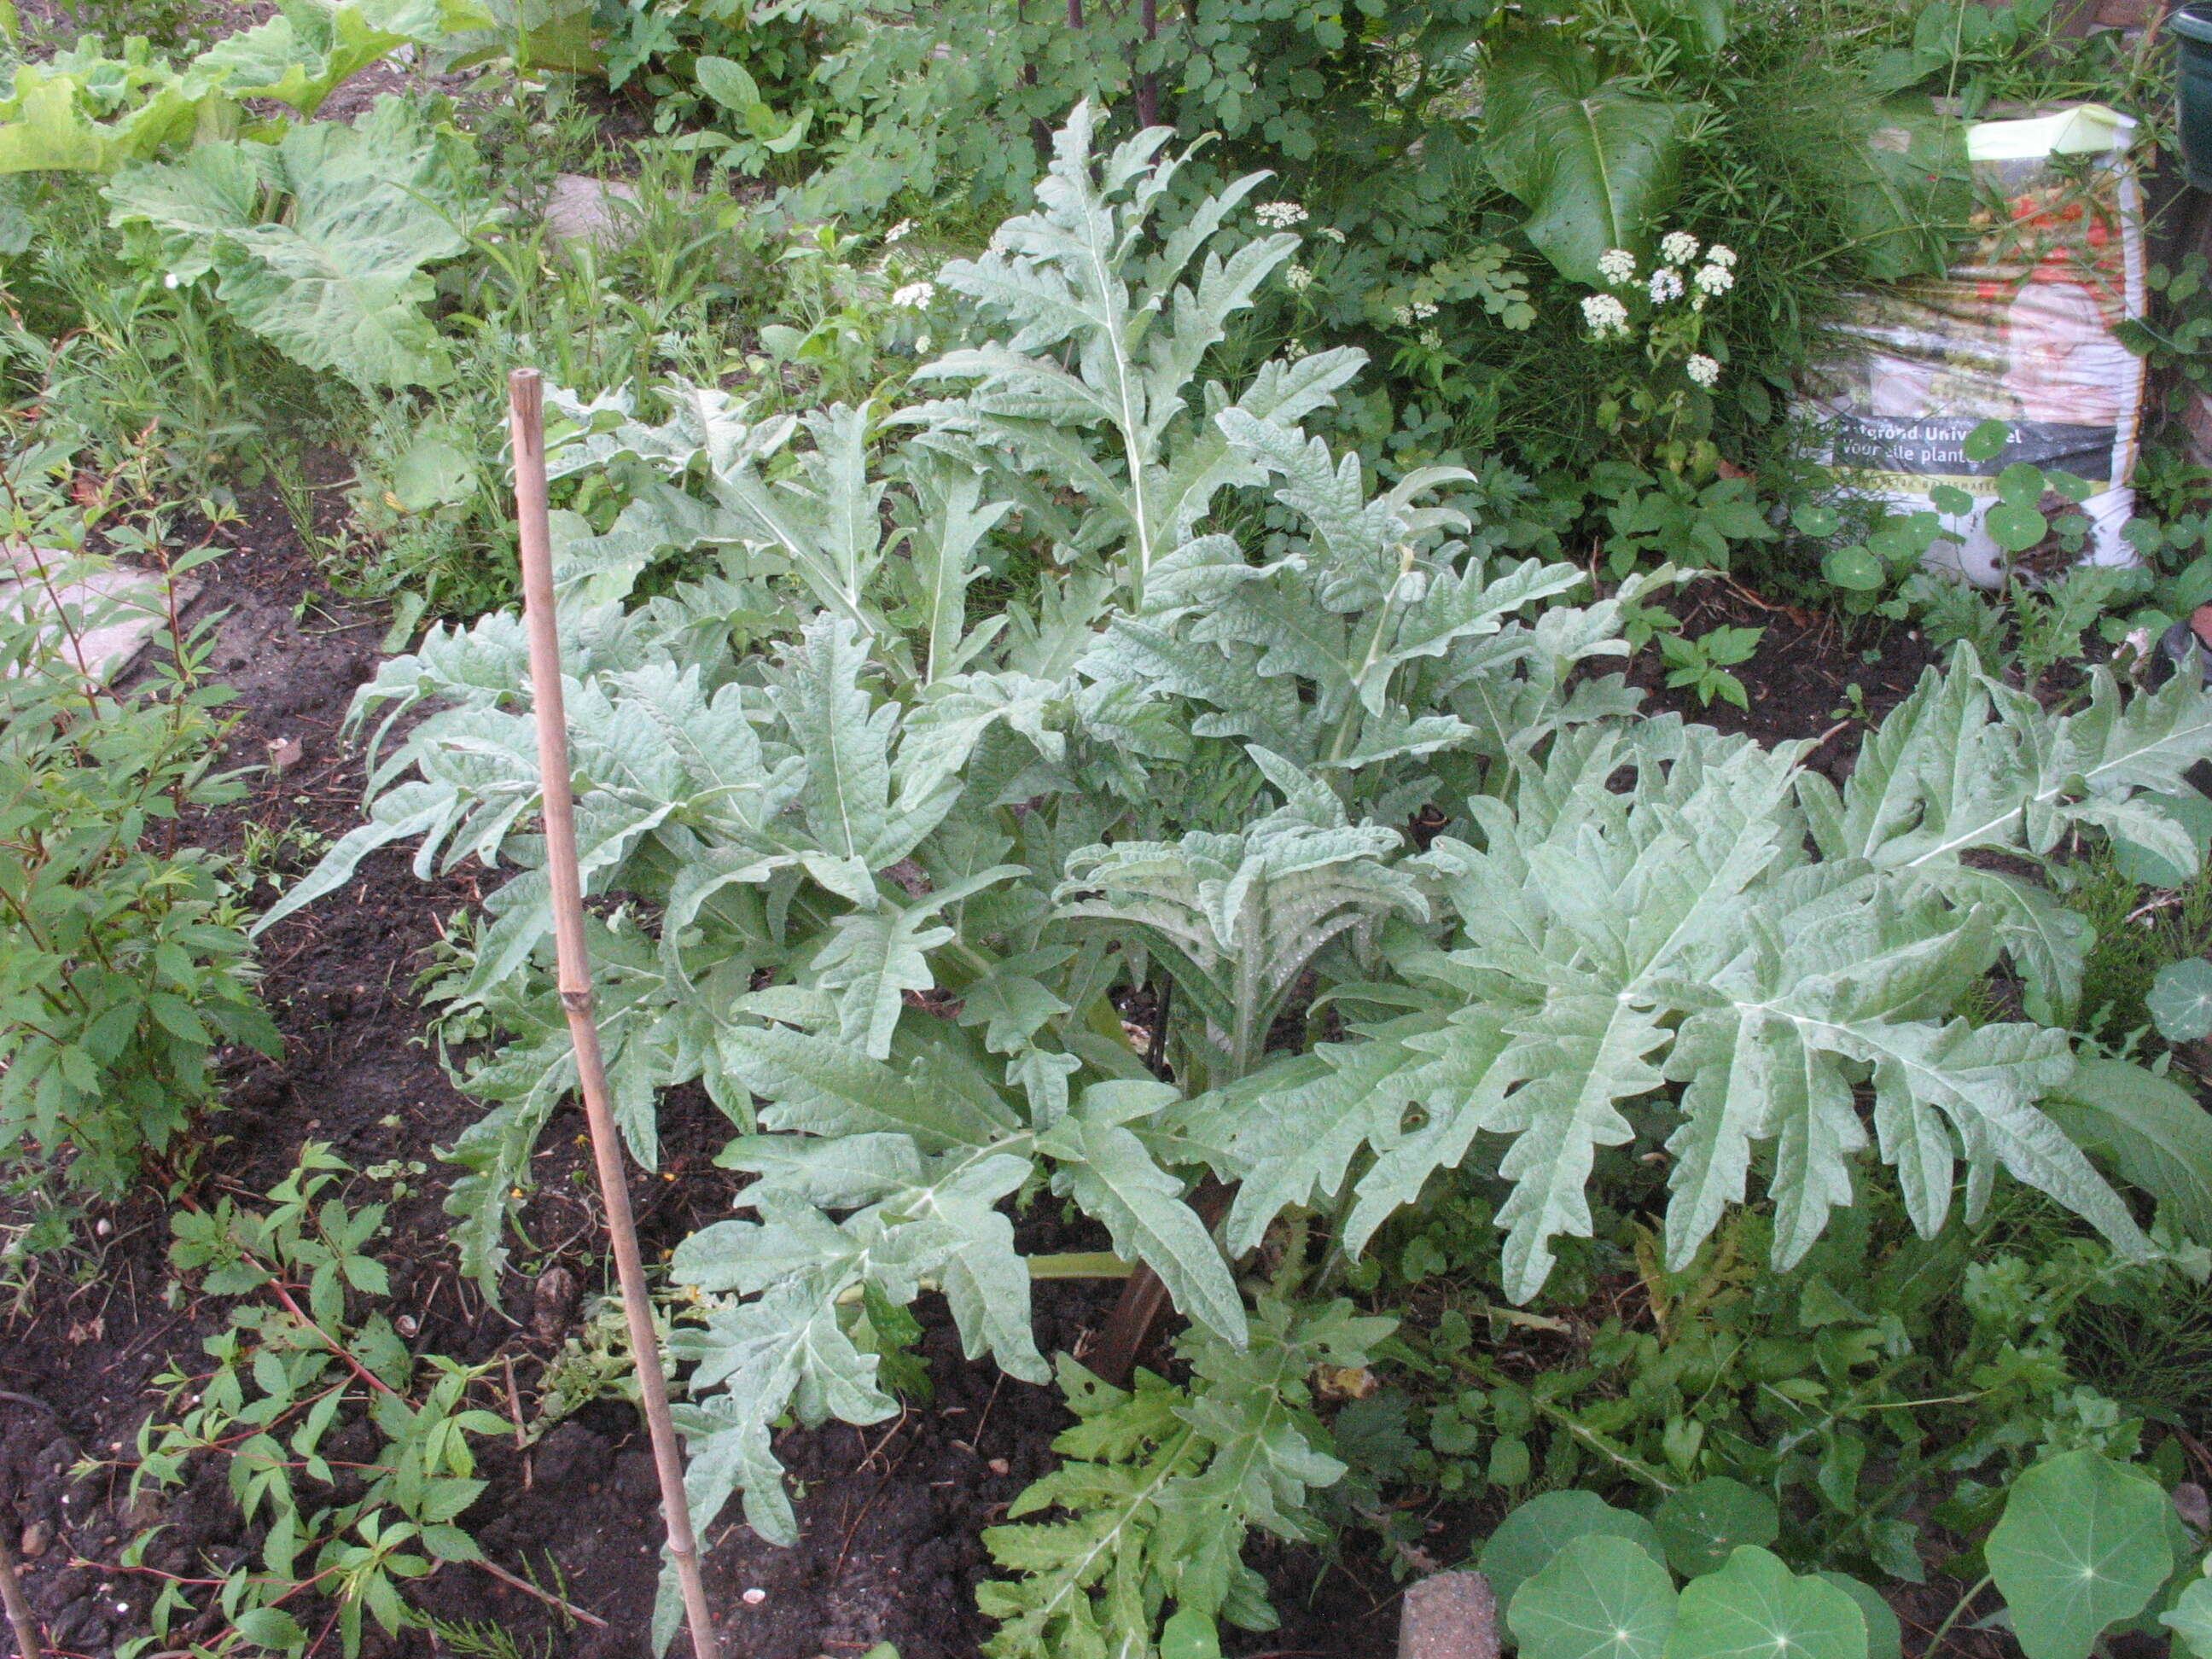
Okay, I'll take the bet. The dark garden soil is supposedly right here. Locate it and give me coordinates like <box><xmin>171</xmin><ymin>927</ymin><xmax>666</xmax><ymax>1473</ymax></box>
<box><xmin>0</xmin><ymin>498</ymin><xmax>1994</xmax><ymax>1659</ymax></box>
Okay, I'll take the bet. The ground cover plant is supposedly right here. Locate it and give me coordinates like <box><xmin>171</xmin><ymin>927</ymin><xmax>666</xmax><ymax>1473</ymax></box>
<box><xmin>15</xmin><ymin>0</ymin><xmax>2212</xmax><ymax>1653</ymax></box>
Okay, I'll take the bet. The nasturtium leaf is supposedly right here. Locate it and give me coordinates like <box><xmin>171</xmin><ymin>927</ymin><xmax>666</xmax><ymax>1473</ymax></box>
<box><xmin>1481</xmin><ymin>1491</ymin><xmax>1669</xmax><ymax>1611</ymax></box>
<box><xmin>1823</xmin><ymin>547</ymin><xmax>1885</xmax><ymax>591</ymax></box>
<box><xmin>1930</xmin><ymin>483</ymin><xmax>1976</xmax><ymax>515</ymax></box>
<box><xmin>1665</xmin><ymin>1548</ymin><xmax>1866</xmax><ymax>1659</ymax></box>
<box><xmin>1793</xmin><ymin>505</ymin><xmax>1842</xmax><ymax>538</ymax></box>
<box><xmin>2161</xmin><ymin>1575</ymin><xmax>2212</xmax><ymax>1659</ymax></box>
<box><xmin>1995</xmin><ymin>463</ymin><xmax>2046</xmax><ymax>508</ymax></box>
<box><xmin>1985</xmin><ymin>1450</ymin><xmax>2172</xmax><ymax>1659</ymax></box>
<box><xmin>1509</xmin><ymin>1534</ymin><xmax>1679</xmax><ymax>1659</ymax></box>
<box><xmin>1817</xmin><ymin>1574</ymin><xmax>1902</xmax><ymax>1659</ymax></box>
<box><xmin>1985</xmin><ymin>501</ymin><xmax>2049</xmax><ymax>554</ymax></box>
<box><xmin>2046</xmin><ymin>469</ymin><xmax>2093</xmax><ymax>504</ymax></box>
<box><xmin>1965</xmin><ymin>419</ymin><xmax>2011</xmax><ymax>463</ymax></box>
<box><xmin>1653</xmin><ymin>1477</ymin><xmax>1779</xmax><ymax>1577</ymax></box>
<box><xmin>2151</xmin><ymin>958</ymin><xmax>2212</xmax><ymax>1042</ymax></box>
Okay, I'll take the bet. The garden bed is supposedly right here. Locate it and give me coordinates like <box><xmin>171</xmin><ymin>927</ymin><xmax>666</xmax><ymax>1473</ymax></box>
<box><xmin>0</xmin><ymin>489</ymin><xmax>2022</xmax><ymax>1659</ymax></box>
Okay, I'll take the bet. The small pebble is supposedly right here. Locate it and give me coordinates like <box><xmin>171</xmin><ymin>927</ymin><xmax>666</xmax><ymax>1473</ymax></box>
<box><xmin>94</xmin><ymin>1219</ymin><xmax>111</xmax><ymax>1237</ymax></box>
<box><xmin>742</xmin><ymin>1588</ymin><xmax>767</xmax><ymax>1606</ymax></box>
<box><xmin>395</xmin><ymin>1314</ymin><xmax>420</xmax><ymax>1336</ymax></box>
<box><xmin>987</xmin><ymin>1458</ymin><xmax>1010</xmax><ymax>1476</ymax></box>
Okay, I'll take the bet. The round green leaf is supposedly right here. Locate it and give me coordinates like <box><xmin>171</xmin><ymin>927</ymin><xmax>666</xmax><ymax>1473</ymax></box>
<box><xmin>1161</xmin><ymin>1607</ymin><xmax>1220</xmax><ymax>1659</ymax></box>
<box><xmin>1653</xmin><ymin>1477</ymin><xmax>1779</xmax><ymax>1577</ymax></box>
<box><xmin>2150</xmin><ymin>958</ymin><xmax>2212</xmax><ymax>1043</ymax></box>
<box><xmin>1793</xmin><ymin>504</ymin><xmax>1842</xmax><ymax>538</ymax></box>
<box><xmin>2161</xmin><ymin>1574</ymin><xmax>2212</xmax><ymax>1659</ymax></box>
<box><xmin>1985</xmin><ymin>501</ymin><xmax>2049</xmax><ymax>553</ymax></box>
<box><xmin>1985</xmin><ymin>1450</ymin><xmax>2173</xmax><ymax>1659</ymax></box>
<box><xmin>1930</xmin><ymin>483</ymin><xmax>1976</xmax><ymax>516</ymax></box>
<box><xmin>2045</xmin><ymin>469</ymin><xmax>2093</xmax><ymax>504</ymax></box>
<box><xmin>1817</xmin><ymin>1574</ymin><xmax>1901</xmax><ymax>1659</ymax></box>
<box><xmin>1664</xmin><ymin>1548</ymin><xmax>1866</xmax><ymax>1659</ymax></box>
<box><xmin>1964</xmin><ymin>419</ymin><xmax>2012</xmax><ymax>463</ymax></box>
<box><xmin>1823</xmin><ymin>547</ymin><xmax>1885</xmax><ymax>591</ymax></box>
<box><xmin>1481</xmin><ymin>1491</ymin><xmax>1669</xmax><ymax>1611</ymax></box>
<box><xmin>1509</xmin><ymin>1534</ymin><xmax>1679</xmax><ymax>1659</ymax></box>
<box><xmin>1995</xmin><ymin>462</ymin><xmax>2047</xmax><ymax>508</ymax></box>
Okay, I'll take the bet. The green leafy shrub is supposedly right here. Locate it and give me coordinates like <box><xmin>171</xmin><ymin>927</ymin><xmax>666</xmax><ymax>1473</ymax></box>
<box><xmin>128</xmin><ymin>1147</ymin><xmax>509</xmax><ymax>1656</ymax></box>
<box><xmin>276</xmin><ymin>113</ymin><xmax>2212</xmax><ymax>1657</ymax></box>
<box><xmin>0</xmin><ymin>544</ymin><xmax>277</xmax><ymax>1194</ymax></box>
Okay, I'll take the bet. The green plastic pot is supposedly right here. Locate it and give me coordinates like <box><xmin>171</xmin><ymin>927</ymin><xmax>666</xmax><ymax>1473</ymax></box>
<box><xmin>2175</xmin><ymin>5</ymin><xmax>2212</xmax><ymax>189</ymax></box>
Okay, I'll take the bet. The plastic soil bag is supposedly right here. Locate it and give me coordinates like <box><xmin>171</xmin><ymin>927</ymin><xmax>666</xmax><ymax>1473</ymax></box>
<box><xmin>1807</xmin><ymin>104</ymin><xmax>2147</xmax><ymax>587</ymax></box>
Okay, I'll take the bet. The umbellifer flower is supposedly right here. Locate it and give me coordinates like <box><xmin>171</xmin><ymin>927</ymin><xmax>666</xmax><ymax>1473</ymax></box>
<box><xmin>1648</xmin><ymin>267</ymin><xmax>1685</xmax><ymax>305</ymax></box>
<box><xmin>1660</xmin><ymin>230</ymin><xmax>1700</xmax><ymax>265</ymax></box>
<box><xmin>884</xmin><ymin>218</ymin><xmax>915</xmax><ymax>244</ymax></box>
<box><xmin>1705</xmin><ymin>242</ymin><xmax>1738</xmax><ymax>267</ymax></box>
<box><xmin>1419</xmin><ymin>327</ymin><xmax>1442</xmax><ymax>350</ymax></box>
<box><xmin>1255</xmin><ymin>201</ymin><xmax>1308</xmax><ymax>228</ymax></box>
<box><xmin>1411</xmin><ymin>300</ymin><xmax>1439</xmax><ymax>321</ymax></box>
<box><xmin>1694</xmin><ymin>262</ymin><xmax>1733</xmax><ymax>296</ymax></box>
<box><xmin>1685</xmin><ymin>352</ymin><xmax>1720</xmax><ymax>387</ymax></box>
<box><xmin>1598</xmin><ymin>248</ymin><xmax>1637</xmax><ymax>285</ymax></box>
<box><xmin>1285</xmin><ymin>263</ymin><xmax>1313</xmax><ymax>292</ymax></box>
<box><xmin>1581</xmin><ymin>293</ymin><xmax>1631</xmax><ymax>339</ymax></box>
<box><xmin>892</xmin><ymin>281</ymin><xmax>936</xmax><ymax>309</ymax></box>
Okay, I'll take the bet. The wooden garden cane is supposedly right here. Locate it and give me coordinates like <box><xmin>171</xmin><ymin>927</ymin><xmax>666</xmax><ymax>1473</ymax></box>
<box><xmin>0</xmin><ymin>1497</ymin><xmax>43</xmax><ymax>1659</ymax></box>
<box><xmin>508</xmin><ymin>369</ymin><xmax>719</xmax><ymax>1659</ymax></box>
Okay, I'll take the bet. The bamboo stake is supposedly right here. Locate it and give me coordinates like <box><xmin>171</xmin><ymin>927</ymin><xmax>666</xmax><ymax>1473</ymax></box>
<box><xmin>0</xmin><ymin>1501</ymin><xmax>44</xmax><ymax>1659</ymax></box>
<box><xmin>508</xmin><ymin>368</ymin><xmax>719</xmax><ymax>1659</ymax></box>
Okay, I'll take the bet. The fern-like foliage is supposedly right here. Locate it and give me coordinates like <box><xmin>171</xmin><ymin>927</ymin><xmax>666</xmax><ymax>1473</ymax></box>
<box><xmin>977</xmin><ymin>1300</ymin><xmax>1390</xmax><ymax>1659</ymax></box>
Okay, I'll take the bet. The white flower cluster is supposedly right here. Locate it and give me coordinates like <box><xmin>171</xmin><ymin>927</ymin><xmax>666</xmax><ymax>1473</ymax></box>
<box><xmin>1318</xmin><ymin>225</ymin><xmax>1347</xmax><ymax>243</ymax></box>
<box><xmin>1418</xmin><ymin>327</ymin><xmax>1442</xmax><ymax>350</ymax></box>
<box><xmin>1581</xmin><ymin>293</ymin><xmax>1631</xmax><ymax>339</ymax></box>
<box><xmin>1648</xmin><ymin>266</ymin><xmax>1685</xmax><ymax>305</ymax></box>
<box><xmin>1285</xmin><ymin>263</ymin><xmax>1314</xmax><ymax>293</ymax></box>
<box><xmin>1660</xmin><ymin>230</ymin><xmax>1701</xmax><ymax>265</ymax></box>
<box><xmin>892</xmin><ymin>280</ymin><xmax>936</xmax><ymax>309</ymax></box>
<box><xmin>1598</xmin><ymin>247</ymin><xmax>1637</xmax><ymax>286</ymax></box>
<box><xmin>1284</xmin><ymin>338</ymin><xmax>1309</xmax><ymax>361</ymax></box>
<box><xmin>883</xmin><ymin>218</ymin><xmax>915</xmax><ymax>245</ymax></box>
<box><xmin>1694</xmin><ymin>261</ymin><xmax>1733</xmax><ymax>296</ymax></box>
<box><xmin>1255</xmin><ymin>201</ymin><xmax>1308</xmax><ymax>228</ymax></box>
<box><xmin>1685</xmin><ymin>352</ymin><xmax>1720</xmax><ymax>387</ymax></box>
<box><xmin>1391</xmin><ymin>299</ymin><xmax>1441</xmax><ymax>326</ymax></box>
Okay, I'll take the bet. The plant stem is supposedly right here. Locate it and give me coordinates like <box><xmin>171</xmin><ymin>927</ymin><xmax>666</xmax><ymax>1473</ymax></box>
<box><xmin>510</xmin><ymin>369</ymin><xmax>719</xmax><ymax>1659</ymax></box>
<box><xmin>0</xmin><ymin>1497</ymin><xmax>44</xmax><ymax>1659</ymax></box>
<box><xmin>1922</xmin><ymin>1573</ymin><xmax>1993</xmax><ymax>1659</ymax></box>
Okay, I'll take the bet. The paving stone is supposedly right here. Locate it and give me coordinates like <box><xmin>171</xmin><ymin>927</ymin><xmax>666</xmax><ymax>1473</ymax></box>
<box><xmin>0</xmin><ymin>545</ymin><xmax>199</xmax><ymax>684</ymax></box>
<box><xmin>544</xmin><ymin>172</ymin><xmax>642</xmax><ymax>247</ymax></box>
<box><xmin>1400</xmin><ymin>1569</ymin><xmax>1499</xmax><ymax>1659</ymax></box>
